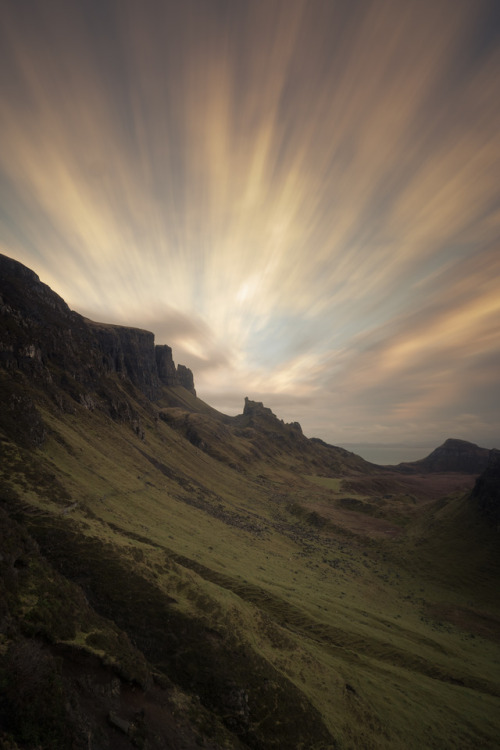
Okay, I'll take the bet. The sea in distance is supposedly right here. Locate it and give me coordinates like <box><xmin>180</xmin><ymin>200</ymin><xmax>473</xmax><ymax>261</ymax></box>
<box><xmin>338</xmin><ymin>442</ymin><xmax>435</xmax><ymax>466</ymax></box>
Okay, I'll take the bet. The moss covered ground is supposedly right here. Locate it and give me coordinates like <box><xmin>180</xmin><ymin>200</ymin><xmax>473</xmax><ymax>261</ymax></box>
<box><xmin>1</xmin><ymin>384</ymin><xmax>499</xmax><ymax>749</ymax></box>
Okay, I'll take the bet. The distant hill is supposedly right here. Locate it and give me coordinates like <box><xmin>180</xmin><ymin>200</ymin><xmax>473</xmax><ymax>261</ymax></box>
<box><xmin>392</xmin><ymin>438</ymin><xmax>493</xmax><ymax>474</ymax></box>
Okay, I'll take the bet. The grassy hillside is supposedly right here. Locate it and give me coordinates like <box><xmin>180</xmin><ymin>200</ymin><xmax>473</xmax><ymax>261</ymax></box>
<box><xmin>1</xmin><ymin>374</ymin><xmax>499</xmax><ymax>749</ymax></box>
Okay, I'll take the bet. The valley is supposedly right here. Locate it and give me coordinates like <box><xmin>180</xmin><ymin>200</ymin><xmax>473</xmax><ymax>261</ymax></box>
<box><xmin>1</xmin><ymin>253</ymin><xmax>499</xmax><ymax>749</ymax></box>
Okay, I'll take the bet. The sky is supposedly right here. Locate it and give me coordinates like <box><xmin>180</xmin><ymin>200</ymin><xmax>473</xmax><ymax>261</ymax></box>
<box><xmin>1</xmin><ymin>0</ymin><xmax>499</xmax><ymax>453</ymax></box>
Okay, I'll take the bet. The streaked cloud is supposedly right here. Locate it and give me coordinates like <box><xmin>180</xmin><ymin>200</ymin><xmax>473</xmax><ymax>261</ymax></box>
<box><xmin>0</xmin><ymin>0</ymin><xmax>499</xmax><ymax>446</ymax></box>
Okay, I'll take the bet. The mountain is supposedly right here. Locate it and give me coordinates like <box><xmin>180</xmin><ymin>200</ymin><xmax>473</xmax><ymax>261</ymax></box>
<box><xmin>392</xmin><ymin>438</ymin><xmax>493</xmax><ymax>474</ymax></box>
<box><xmin>1</xmin><ymin>253</ymin><xmax>499</xmax><ymax>750</ymax></box>
<box><xmin>0</xmin><ymin>251</ymin><xmax>195</xmax><ymax>404</ymax></box>
<box><xmin>159</xmin><ymin>394</ymin><xmax>374</xmax><ymax>483</ymax></box>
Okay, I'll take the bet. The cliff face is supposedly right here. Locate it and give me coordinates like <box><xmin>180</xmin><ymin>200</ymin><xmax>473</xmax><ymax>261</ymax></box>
<box><xmin>155</xmin><ymin>344</ymin><xmax>179</xmax><ymax>386</ymax></box>
<box><xmin>243</xmin><ymin>397</ymin><xmax>277</xmax><ymax>422</ymax></box>
<box><xmin>89</xmin><ymin>322</ymin><xmax>161</xmax><ymax>400</ymax></box>
<box><xmin>242</xmin><ymin>397</ymin><xmax>302</xmax><ymax>433</ymax></box>
<box><xmin>240</xmin><ymin>397</ymin><xmax>306</xmax><ymax>441</ymax></box>
<box><xmin>0</xmin><ymin>253</ymin><xmax>196</xmax><ymax>405</ymax></box>
<box><xmin>0</xmin><ymin>254</ymin><xmax>93</xmax><ymax>383</ymax></box>
<box><xmin>155</xmin><ymin>345</ymin><xmax>196</xmax><ymax>395</ymax></box>
<box><xmin>177</xmin><ymin>364</ymin><xmax>196</xmax><ymax>394</ymax></box>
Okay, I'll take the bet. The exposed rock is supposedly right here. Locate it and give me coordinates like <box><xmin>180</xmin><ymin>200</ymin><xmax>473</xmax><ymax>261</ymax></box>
<box><xmin>79</xmin><ymin>392</ymin><xmax>97</xmax><ymax>411</ymax></box>
<box><xmin>90</xmin><ymin>322</ymin><xmax>161</xmax><ymax>400</ymax></box>
<box><xmin>243</xmin><ymin>397</ymin><xmax>276</xmax><ymax>420</ymax></box>
<box><xmin>155</xmin><ymin>344</ymin><xmax>196</xmax><ymax>395</ymax></box>
<box><xmin>155</xmin><ymin>343</ymin><xmax>178</xmax><ymax>385</ymax></box>
<box><xmin>243</xmin><ymin>397</ymin><xmax>301</xmax><ymax>432</ymax></box>
<box><xmin>221</xmin><ymin>683</ymin><xmax>250</xmax><ymax>732</ymax></box>
<box><xmin>0</xmin><ymin>253</ymin><xmax>196</xmax><ymax>412</ymax></box>
<box><xmin>177</xmin><ymin>363</ymin><xmax>196</xmax><ymax>395</ymax></box>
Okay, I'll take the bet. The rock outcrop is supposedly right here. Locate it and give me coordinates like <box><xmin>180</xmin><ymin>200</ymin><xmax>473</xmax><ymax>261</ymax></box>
<box><xmin>242</xmin><ymin>397</ymin><xmax>302</xmax><ymax>433</ymax></box>
<box><xmin>0</xmin><ymin>253</ymin><xmax>196</xmax><ymax>403</ymax></box>
<box><xmin>155</xmin><ymin>344</ymin><xmax>179</xmax><ymax>386</ymax></box>
<box><xmin>243</xmin><ymin>397</ymin><xmax>277</xmax><ymax>421</ymax></box>
<box><xmin>155</xmin><ymin>345</ymin><xmax>196</xmax><ymax>395</ymax></box>
<box><xmin>177</xmin><ymin>364</ymin><xmax>196</xmax><ymax>395</ymax></box>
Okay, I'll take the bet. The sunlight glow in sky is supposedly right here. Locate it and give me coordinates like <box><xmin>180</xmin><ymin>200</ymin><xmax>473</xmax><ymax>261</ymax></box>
<box><xmin>1</xmin><ymin>0</ymin><xmax>499</xmax><ymax>446</ymax></box>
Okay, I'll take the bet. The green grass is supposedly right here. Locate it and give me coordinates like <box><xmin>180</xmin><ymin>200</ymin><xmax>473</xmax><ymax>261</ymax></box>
<box><xmin>305</xmin><ymin>475</ymin><xmax>343</xmax><ymax>491</ymax></box>
<box><xmin>1</xmin><ymin>386</ymin><xmax>499</xmax><ymax>749</ymax></box>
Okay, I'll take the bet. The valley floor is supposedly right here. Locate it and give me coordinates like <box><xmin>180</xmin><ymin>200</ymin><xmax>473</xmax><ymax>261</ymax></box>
<box><xmin>1</xmin><ymin>399</ymin><xmax>499</xmax><ymax>750</ymax></box>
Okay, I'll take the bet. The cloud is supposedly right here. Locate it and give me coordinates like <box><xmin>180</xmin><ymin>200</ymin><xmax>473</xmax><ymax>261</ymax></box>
<box><xmin>0</xmin><ymin>0</ymin><xmax>499</xmax><ymax>447</ymax></box>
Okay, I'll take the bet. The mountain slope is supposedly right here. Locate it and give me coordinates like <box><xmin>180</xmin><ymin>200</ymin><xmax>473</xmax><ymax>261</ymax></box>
<box><xmin>1</xmin><ymin>253</ymin><xmax>499</xmax><ymax>750</ymax></box>
<box><xmin>470</xmin><ymin>449</ymin><xmax>500</xmax><ymax>524</ymax></box>
<box><xmin>393</xmin><ymin>438</ymin><xmax>492</xmax><ymax>474</ymax></box>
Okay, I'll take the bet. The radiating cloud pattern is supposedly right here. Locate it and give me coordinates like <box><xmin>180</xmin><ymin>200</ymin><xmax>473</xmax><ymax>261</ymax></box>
<box><xmin>1</xmin><ymin>0</ymin><xmax>499</xmax><ymax>447</ymax></box>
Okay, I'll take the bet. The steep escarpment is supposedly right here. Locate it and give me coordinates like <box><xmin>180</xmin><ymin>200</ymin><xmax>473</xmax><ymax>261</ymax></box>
<box><xmin>0</xmin><ymin>253</ymin><xmax>195</xmax><ymax>409</ymax></box>
<box><xmin>88</xmin><ymin>321</ymin><xmax>160</xmax><ymax>400</ymax></box>
<box><xmin>156</xmin><ymin>344</ymin><xmax>196</xmax><ymax>394</ymax></box>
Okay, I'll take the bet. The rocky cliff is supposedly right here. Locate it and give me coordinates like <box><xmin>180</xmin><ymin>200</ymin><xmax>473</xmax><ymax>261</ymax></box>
<box><xmin>155</xmin><ymin>345</ymin><xmax>196</xmax><ymax>394</ymax></box>
<box><xmin>0</xmin><ymin>253</ymin><xmax>196</xmax><ymax>406</ymax></box>
<box><xmin>242</xmin><ymin>397</ymin><xmax>302</xmax><ymax>433</ymax></box>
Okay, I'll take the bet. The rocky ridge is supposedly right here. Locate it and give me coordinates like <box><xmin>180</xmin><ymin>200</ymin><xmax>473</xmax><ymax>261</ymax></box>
<box><xmin>242</xmin><ymin>396</ymin><xmax>302</xmax><ymax>433</ymax></box>
<box><xmin>0</xmin><ymin>253</ymin><xmax>196</xmax><ymax>407</ymax></box>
